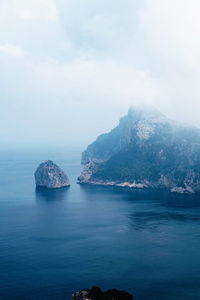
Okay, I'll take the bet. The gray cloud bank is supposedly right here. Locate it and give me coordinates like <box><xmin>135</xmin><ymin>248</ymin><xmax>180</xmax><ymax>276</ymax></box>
<box><xmin>1</xmin><ymin>0</ymin><xmax>200</xmax><ymax>148</ymax></box>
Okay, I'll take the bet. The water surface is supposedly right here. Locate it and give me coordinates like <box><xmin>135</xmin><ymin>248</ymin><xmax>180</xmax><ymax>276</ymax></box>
<box><xmin>0</xmin><ymin>148</ymin><xmax>200</xmax><ymax>300</ymax></box>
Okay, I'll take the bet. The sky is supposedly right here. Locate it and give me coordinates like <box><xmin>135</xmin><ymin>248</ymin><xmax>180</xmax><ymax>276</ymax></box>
<box><xmin>1</xmin><ymin>0</ymin><xmax>200</xmax><ymax>149</ymax></box>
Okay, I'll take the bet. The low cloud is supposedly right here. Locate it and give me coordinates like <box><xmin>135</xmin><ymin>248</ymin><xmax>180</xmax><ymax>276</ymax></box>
<box><xmin>1</xmin><ymin>0</ymin><xmax>200</xmax><ymax>147</ymax></box>
<box><xmin>0</xmin><ymin>43</ymin><xmax>28</xmax><ymax>57</ymax></box>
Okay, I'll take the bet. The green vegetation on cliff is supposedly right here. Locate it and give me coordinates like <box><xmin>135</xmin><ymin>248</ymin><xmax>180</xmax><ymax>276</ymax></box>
<box><xmin>79</xmin><ymin>107</ymin><xmax>200</xmax><ymax>193</ymax></box>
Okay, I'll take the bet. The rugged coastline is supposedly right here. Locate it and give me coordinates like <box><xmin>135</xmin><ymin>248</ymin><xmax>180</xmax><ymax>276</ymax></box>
<box><xmin>78</xmin><ymin>107</ymin><xmax>200</xmax><ymax>194</ymax></box>
<box><xmin>78</xmin><ymin>178</ymin><xmax>194</xmax><ymax>194</ymax></box>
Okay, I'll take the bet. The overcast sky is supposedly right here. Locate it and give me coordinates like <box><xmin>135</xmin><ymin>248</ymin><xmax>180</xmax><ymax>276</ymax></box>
<box><xmin>1</xmin><ymin>0</ymin><xmax>200</xmax><ymax>148</ymax></box>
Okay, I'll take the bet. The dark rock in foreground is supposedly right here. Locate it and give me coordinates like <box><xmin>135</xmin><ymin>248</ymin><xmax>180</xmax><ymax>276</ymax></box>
<box><xmin>78</xmin><ymin>106</ymin><xmax>200</xmax><ymax>194</ymax></box>
<box><xmin>72</xmin><ymin>286</ymin><xmax>134</xmax><ymax>300</ymax></box>
<box><xmin>34</xmin><ymin>160</ymin><xmax>70</xmax><ymax>189</ymax></box>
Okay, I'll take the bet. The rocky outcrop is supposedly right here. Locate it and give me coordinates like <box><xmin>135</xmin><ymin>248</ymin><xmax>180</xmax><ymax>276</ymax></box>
<box><xmin>78</xmin><ymin>107</ymin><xmax>200</xmax><ymax>194</ymax></box>
<box><xmin>34</xmin><ymin>160</ymin><xmax>70</xmax><ymax>189</ymax></box>
<box><xmin>72</xmin><ymin>286</ymin><xmax>133</xmax><ymax>300</ymax></box>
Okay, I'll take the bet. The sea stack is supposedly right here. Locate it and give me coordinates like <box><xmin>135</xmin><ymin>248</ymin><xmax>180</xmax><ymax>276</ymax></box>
<box><xmin>34</xmin><ymin>160</ymin><xmax>70</xmax><ymax>189</ymax></box>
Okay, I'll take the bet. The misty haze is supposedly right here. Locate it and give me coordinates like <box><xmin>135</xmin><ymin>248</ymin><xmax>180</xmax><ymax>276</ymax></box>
<box><xmin>1</xmin><ymin>1</ymin><xmax>200</xmax><ymax>300</ymax></box>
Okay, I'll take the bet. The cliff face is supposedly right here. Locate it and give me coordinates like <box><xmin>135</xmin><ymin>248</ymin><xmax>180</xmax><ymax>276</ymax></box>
<box><xmin>35</xmin><ymin>160</ymin><xmax>70</xmax><ymax>189</ymax></box>
<box><xmin>78</xmin><ymin>107</ymin><xmax>200</xmax><ymax>194</ymax></box>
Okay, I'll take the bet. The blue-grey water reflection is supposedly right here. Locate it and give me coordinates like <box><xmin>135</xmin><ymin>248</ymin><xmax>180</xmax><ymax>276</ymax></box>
<box><xmin>35</xmin><ymin>186</ymin><xmax>70</xmax><ymax>202</ymax></box>
<box><xmin>0</xmin><ymin>150</ymin><xmax>200</xmax><ymax>300</ymax></box>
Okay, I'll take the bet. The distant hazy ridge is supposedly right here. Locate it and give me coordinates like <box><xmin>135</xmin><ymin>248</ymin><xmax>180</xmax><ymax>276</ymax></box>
<box><xmin>78</xmin><ymin>107</ymin><xmax>200</xmax><ymax>194</ymax></box>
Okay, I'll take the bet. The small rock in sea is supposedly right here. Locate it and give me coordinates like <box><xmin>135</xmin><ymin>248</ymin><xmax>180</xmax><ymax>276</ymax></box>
<box><xmin>34</xmin><ymin>160</ymin><xmax>70</xmax><ymax>189</ymax></box>
<box><xmin>72</xmin><ymin>286</ymin><xmax>134</xmax><ymax>300</ymax></box>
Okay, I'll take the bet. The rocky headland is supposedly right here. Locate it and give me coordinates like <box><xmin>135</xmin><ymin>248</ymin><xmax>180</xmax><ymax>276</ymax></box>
<box><xmin>34</xmin><ymin>160</ymin><xmax>70</xmax><ymax>189</ymax></box>
<box><xmin>78</xmin><ymin>107</ymin><xmax>200</xmax><ymax>194</ymax></box>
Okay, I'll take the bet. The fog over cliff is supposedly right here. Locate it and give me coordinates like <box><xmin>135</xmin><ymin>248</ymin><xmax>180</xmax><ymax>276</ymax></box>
<box><xmin>1</xmin><ymin>0</ymin><xmax>200</xmax><ymax>148</ymax></box>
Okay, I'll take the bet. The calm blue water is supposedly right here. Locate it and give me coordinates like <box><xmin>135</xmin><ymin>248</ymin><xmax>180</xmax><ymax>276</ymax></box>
<box><xmin>0</xmin><ymin>148</ymin><xmax>200</xmax><ymax>300</ymax></box>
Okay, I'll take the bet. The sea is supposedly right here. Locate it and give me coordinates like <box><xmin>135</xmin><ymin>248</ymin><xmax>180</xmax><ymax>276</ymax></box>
<box><xmin>0</xmin><ymin>147</ymin><xmax>200</xmax><ymax>300</ymax></box>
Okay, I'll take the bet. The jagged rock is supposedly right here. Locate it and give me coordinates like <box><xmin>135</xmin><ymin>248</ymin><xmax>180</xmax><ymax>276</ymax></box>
<box><xmin>78</xmin><ymin>106</ymin><xmax>200</xmax><ymax>194</ymax></box>
<box><xmin>72</xmin><ymin>286</ymin><xmax>134</xmax><ymax>300</ymax></box>
<box><xmin>34</xmin><ymin>160</ymin><xmax>70</xmax><ymax>189</ymax></box>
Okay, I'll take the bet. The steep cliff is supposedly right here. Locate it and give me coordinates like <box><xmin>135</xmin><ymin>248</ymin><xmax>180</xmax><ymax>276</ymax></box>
<box><xmin>78</xmin><ymin>107</ymin><xmax>200</xmax><ymax>194</ymax></box>
<box><xmin>35</xmin><ymin>160</ymin><xmax>70</xmax><ymax>189</ymax></box>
